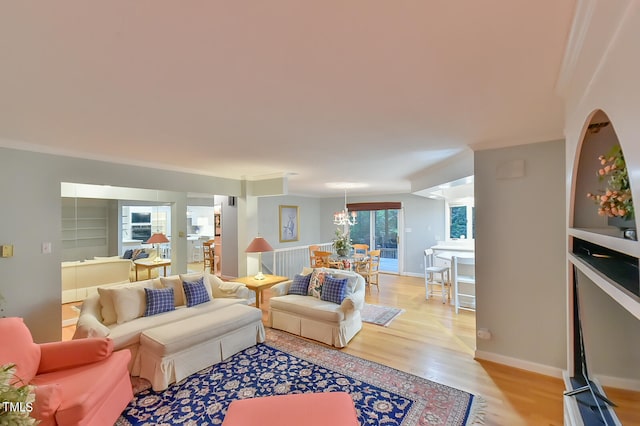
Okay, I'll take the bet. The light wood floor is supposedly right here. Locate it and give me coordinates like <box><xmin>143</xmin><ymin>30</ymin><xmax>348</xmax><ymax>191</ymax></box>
<box><xmin>62</xmin><ymin>272</ymin><xmax>639</xmax><ymax>425</ymax></box>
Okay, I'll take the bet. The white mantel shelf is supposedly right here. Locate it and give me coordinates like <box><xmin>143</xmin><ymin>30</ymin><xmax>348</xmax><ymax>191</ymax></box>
<box><xmin>569</xmin><ymin>228</ymin><xmax>639</xmax><ymax>258</ymax></box>
<box><xmin>568</xmin><ymin>253</ymin><xmax>640</xmax><ymax>321</ymax></box>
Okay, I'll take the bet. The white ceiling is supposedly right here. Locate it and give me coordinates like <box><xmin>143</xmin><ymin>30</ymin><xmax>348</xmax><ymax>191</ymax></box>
<box><xmin>0</xmin><ymin>1</ymin><xmax>576</xmax><ymax>197</ymax></box>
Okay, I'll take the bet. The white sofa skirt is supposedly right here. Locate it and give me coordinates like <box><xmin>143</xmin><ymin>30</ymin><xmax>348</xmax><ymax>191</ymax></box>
<box><xmin>270</xmin><ymin>308</ymin><xmax>362</xmax><ymax>348</ymax></box>
<box><xmin>138</xmin><ymin>304</ymin><xmax>265</xmax><ymax>391</ymax></box>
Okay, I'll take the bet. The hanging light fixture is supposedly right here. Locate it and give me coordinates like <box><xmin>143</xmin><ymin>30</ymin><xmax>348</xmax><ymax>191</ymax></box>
<box><xmin>333</xmin><ymin>189</ymin><xmax>357</xmax><ymax>226</ymax></box>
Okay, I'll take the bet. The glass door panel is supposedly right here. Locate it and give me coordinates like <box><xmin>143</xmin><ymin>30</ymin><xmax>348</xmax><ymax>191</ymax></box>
<box><xmin>349</xmin><ymin>209</ymin><xmax>400</xmax><ymax>273</ymax></box>
<box><xmin>376</xmin><ymin>209</ymin><xmax>398</xmax><ymax>272</ymax></box>
<box><xmin>350</xmin><ymin>211</ymin><xmax>371</xmax><ymax>246</ymax></box>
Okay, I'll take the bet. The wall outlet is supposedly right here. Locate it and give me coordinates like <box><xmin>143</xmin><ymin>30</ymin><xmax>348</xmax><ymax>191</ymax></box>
<box><xmin>477</xmin><ymin>328</ymin><xmax>492</xmax><ymax>340</ymax></box>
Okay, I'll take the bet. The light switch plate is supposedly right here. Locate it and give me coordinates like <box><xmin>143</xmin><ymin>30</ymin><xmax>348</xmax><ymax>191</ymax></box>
<box><xmin>1</xmin><ymin>245</ymin><xmax>14</xmax><ymax>258</ymax></box>
<box><xmin>42</xmin><ymin>242</ymin><xmax>52</xmax><ymax>254</ymax></box>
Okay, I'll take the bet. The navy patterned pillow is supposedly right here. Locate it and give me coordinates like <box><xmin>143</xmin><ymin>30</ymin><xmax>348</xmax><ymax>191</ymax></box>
<box><xmin>288</xmin><ymin>274</ymin><xmax>312</xmax><ymax>296</ymax></box>
<box><xmin>321</xmin><ymin>276</ymin><xmax>348</xmax><ymax>304</ymax></box>
<box><xmin>122</xmin><ymin>249</ymin><xmax>134</xmax><ymax>259</ymax></box>
<box><xmin>144</xmin><ymin>287</ymin><xmax>175</xmax><ymax>317</ymax></box>
<box><xmin>183</xmin><ymin>277</ymin><xmax>211</xmax><ymax>307</ymax></box>
<box><xmin>136</xmin><ymin>251</ymin><xmax>150</xmax><ymax>259</ymax></box>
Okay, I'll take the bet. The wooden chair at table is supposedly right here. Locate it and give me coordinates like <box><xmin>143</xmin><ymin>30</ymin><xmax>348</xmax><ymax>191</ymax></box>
<box><xmin>352</xmin><ymin>244</ymin><xmax>369</xmax><ymax>273</ymax></box>
<box><xmin>312</xmin><ymin>251</ymin><xmax>332</xmax><ymax>268</ymax></box>
<box><xmin>358</xmin><ymin>249</ymin><xmax>381</xmax><ymax>291</ymax></box>
<box><xmin>213</xmin><ymin>236</ymin><xmax>221</xmax><ymax>275</ymax></box>
<box><xmin>202</xmin><ymin>239</ymin><xmax>215</xmax><ymax>273</ymax></box>
<box><xmin>308</xmin><ymin>245</ymin><xmax>321</xmax><ymax>267</ymax></box>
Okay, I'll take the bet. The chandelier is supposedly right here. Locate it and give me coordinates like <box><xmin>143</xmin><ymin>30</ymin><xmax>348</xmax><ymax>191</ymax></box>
<box><xmin>333</xmin><ymin>190</ymin><xmax>357</xmax><ymax>226</ymax></box>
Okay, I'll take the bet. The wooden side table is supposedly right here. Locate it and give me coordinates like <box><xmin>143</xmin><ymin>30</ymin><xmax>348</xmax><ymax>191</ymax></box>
<box><xmin>233</xmin><ymin>274</ymin><xmax>289</xmax><ymax>309</ymax></box>
<box><xmin>134</xmin><ymin>259</ymin><xmax>171</xmax><ymax>281</ymax></box>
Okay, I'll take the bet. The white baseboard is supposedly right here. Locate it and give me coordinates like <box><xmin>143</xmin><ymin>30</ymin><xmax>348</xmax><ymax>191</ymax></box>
<box><xmin>403</xmin><ymin>272</ymin><xmax>424</xmax><ymax>278</ymax></box>
<box><xmin>474</xmin><ymin>350</ymin><xmax>564</xmax><ymax>379</ymax></box>
<box><xmin>594</xmin><ymin>373</ymin><xmax>640</xmax><ymax>392</ymax></box>
<box><xmin>62</xmin><ymin>318</ymin><xmax>77</xmax><ymax>327</ymax></box>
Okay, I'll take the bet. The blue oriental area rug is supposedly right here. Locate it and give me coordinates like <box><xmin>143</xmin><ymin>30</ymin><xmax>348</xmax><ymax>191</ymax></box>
<box><xmin>118</xmin><ymin>330</ymin><xmax>485</xmax><ymax>425</ymax></box>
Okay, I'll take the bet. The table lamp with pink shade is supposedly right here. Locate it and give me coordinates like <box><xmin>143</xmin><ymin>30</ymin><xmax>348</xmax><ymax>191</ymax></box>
<box><xmin>146</xmin><ymin>232</ymin><xmax>170</xmax><ymax>262</ymax></box>
<box><xmin>245</xmin><ymin>236</ymin><xmax>273</xmax><ymax>280</ymax></box>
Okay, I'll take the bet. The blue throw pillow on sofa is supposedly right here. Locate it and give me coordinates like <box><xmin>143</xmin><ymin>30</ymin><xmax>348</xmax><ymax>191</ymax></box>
<box><xmin>122</xmin><ymin>249</ymin><xmax>134</xmax><ymax>259</ymax></box>
<box><xmin>183</xmin><ymin>277</ymin><xmax>211</xmax><ymax>307</ymax></box>
<box><xmin>321</xmin><ymin>276</ymin><xmax>348</xmax><ymax>304</ymax></box>
<box><xmin>288</xmin><ymin>274</ymin><xmax>312</xmax><ymax>296</ymax></box>
<box><xmin>144</xmin><ymin>287</ymin><xmax>175</xmax><ymax>316</ymax></box>
<box><xmin>136</xmin><ymin>252</ymin><xmax>150</xmax><ymax>260</ymax></box>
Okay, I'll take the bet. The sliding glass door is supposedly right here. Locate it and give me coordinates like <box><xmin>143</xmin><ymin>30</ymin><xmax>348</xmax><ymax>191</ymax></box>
<box><xmin>350</xmin><ymin>207</ymin><xmax>402</xmax><ymax>273</ymax></box>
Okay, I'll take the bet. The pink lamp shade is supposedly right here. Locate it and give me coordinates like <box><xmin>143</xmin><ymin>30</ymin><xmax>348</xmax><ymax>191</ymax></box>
<box><xmin>245</xmin><ymin>237</ymin><xmax>273</xmax><ymax>280</ymax></box>
<box><xmin>245</xmin><ymin>237</ymin><xmax>273</xmax><ymax>253</ymax></box>
<box><xmin>146</xmin><ymin>233</ymin><xmax>170</xmax><ymax>244</ymax></box>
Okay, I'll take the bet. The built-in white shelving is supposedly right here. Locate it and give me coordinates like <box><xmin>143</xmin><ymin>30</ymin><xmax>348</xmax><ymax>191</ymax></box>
<box><xmin>61</xmin><ymin>199</ymin><xmax>109</xmax><ymax>257</ymax></box>
<box><xmin>568</xmin><ymin>227</ymin><xmax>638</xmax><ymax>258</ymax></box>
<box><xmin>565</xmin><ymin>110</ymin><xmax>638</xmax><ymax>425</ymax></box>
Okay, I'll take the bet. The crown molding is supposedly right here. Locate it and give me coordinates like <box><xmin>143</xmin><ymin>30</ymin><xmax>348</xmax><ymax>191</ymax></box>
<box><xmin>555</xmin><ymin>0</ymin><xmax>597</xmax><ymax>98</ymax></box>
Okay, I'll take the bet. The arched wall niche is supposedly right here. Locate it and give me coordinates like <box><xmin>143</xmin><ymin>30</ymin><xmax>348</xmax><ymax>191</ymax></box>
<box><xmin>572</xmin><ymin>109</ymin><xmax>634</xmax><ymax>235</ymax></box>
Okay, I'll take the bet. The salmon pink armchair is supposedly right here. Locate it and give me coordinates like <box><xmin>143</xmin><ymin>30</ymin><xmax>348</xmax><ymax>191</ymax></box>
<box><xmin>0</xmin><ymin>317</ymin><xmax>133</xmax><ymax>426</ymax></box>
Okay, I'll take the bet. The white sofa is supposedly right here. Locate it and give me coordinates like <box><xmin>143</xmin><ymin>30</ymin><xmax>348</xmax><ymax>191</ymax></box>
<box><xmin>73</xmin><ymin>272</ymin><xmax>265</xmax><ymax>385</ymax></box>
<box><xmin>268</xmin><ymin>268</ymin><xmax>366</xmax><ymax>347</ymax></box>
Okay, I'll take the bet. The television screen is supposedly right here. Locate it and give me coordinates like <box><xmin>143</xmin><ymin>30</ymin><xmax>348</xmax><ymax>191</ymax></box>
<box><xmin>132</xmin><ymin>212</ymin><xmax>151</xmax><ymax>223</ymax></box>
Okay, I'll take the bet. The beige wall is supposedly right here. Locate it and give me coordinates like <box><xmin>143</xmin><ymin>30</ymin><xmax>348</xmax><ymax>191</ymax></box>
<box><xmin>475</xmin><ymin>140</ymin><xmax>567</xmax><ymax>370</ymax></box>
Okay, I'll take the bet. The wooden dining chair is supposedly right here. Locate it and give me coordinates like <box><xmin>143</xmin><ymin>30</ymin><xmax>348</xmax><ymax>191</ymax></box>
<box><xmin>352</xmin><ymin>244</ymin><xmax>369</xmax><ymax>273</ymax></box>
<box><xmin>213</xmin><ymin>236</ymin><xmax>221</xmax><ymax>275</ymax></box>
<box><xmin>352</xmin><ymin>244</ymin><xmax>369</xmax><ymax>255</ymax></box>
<box><xmin>203</xmin><ymin>239</ymin><xmax>215</xmax><ymax>273</ymax></box>
<box><xmin>308</xmin><ymin>245</ymin><xmax>321</xmax><ymax>267</ymax></box>
<box><xmin>358</xmin><ymin>249</ymin><xmax>381</xmax><ymax>291</ymax></box>
<box><xmin>312</xmin><ymin>251</ymin><xmax>332</xmax><ymax>268</ymax></box>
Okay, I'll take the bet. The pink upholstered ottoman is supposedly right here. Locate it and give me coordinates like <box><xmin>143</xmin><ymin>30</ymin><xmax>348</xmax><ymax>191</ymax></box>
<box><xmin>222</xmin><ymin>392</ymin><xmax>359</xmax><ymax>426</ymax></box>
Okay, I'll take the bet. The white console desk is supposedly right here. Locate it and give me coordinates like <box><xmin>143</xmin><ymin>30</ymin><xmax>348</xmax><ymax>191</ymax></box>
<box><xmin>430</xmin><ymin>241</ymin><xmax>475</xmax><ymax>275</ymax></box>
<box><xmin>430</xmin><ymin>242</ymin><xmax>476</xmax><ymax>310</ymax></box>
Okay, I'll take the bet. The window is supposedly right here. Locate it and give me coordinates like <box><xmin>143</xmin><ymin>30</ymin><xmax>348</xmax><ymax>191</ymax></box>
<box><xmin>447</xmin><ymin>202</ymin><xmax>474</xmax><ymax>240</ymax></box>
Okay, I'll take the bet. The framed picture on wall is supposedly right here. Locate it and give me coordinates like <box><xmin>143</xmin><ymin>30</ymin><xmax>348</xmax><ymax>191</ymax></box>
<box><xmin>279</xmin><ymin>205</ymin><xmax>299</xmax><ymax>242</ymax></box>
<box><xmin>214</xmin><ymin>213</ymin><xmax>221</xmax><ymax>236</ymax></box>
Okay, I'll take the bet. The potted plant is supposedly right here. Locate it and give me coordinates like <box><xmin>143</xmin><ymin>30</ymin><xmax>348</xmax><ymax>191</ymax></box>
<box><xmin>333</xmin><ymin>228</ymin><xmax>352</xmax><ymax>257</ymax></box>
<box><xmin>0</xmin><ymin>364</ymin><xmax>36</xmax><ymax>425</ymax></box>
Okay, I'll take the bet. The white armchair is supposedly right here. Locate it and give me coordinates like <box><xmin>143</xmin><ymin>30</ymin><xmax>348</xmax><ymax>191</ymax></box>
<box><xmin>268</xmin><ymin>268</ymin><xmax>366</xmax><ymax>347</ymax></box>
